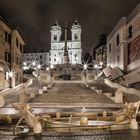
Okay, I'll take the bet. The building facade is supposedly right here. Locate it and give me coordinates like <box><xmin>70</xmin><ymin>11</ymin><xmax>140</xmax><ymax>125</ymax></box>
<box><xmin>50</xmin><ymin>21</ymin><xmax>82</xmax><ymax>65</ymax></box>
<box><xmin>0</xmin><ymin>16</ymin><xmax>25</xmax><ymax>89</ymax></box>
<box><xmin>93</xmin><ymin>34</ymin><xmax>107</xmax><ymax>65</ymax></box>
<box><xmin>107</xmin><ymin>2</ymin><xmax>140</xmax><ymax>72</ymax></box>
<box><xmin>22</xmin><ymin>52</ymin><xmax>49</xmax><ymax>68</ymax></box>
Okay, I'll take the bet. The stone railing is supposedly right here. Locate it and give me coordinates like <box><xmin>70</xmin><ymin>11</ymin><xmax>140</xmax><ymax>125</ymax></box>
<box><xmin>0</xmin><ymin>78</ymin><xmax>33</xmax><ymax>96</ymax></box>
<box><xmin>104</xmin><ymin>79</ymin><xmax>140</xmax><ymax>96</ymax></box>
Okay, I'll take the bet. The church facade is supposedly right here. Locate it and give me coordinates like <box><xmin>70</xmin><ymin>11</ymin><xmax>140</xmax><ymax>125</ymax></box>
<box><xmin>50</xmin><ymin>21</ymin><xmax>82</xmax><ymax>65</ymax></box>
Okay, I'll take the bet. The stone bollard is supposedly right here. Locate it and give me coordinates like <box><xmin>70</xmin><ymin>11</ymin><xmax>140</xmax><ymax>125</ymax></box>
<box><xmin>95</xmin><ymin>90</ymin><xmax>102</xmax><ymax>94</ymax></box>
<box><xmin>105</xmin><ymin>93</ymin><xmax>112</xmax><ymax>98</ymax></box>
<box><xmin>38</xmin><ymin>89</ymin><xmax>43</xmax><ymax>95</ymax></box>
<box><xmin>91</xmin><ymin>86</ymin><xmax>97</xmax><ymax>90</ymax></box>
<box><xmin>94</xmin><ymin>75</ymin><xmax>98</xmax><ymax>80</ymax></box>
<box><xmin>56</xmin><ymin>112</ymin><xmax>61</xmax><ymax>119</ymax></box>
<box><xmin>115</xmin><ymin>90</ymin><xmax>123</xmax><ymax>103</ymax></box>
<box><xmin>30</xmin><ymin>93</ymin><xmax>35</xmax><ymax>98</ymax></box>
<box><xmin>47</xmin><ymin>84</ymin><xmax>52</xmax><ymax>89</ymax></box>
<box><xmin>0</xmin><ymin>95</ymin><xmax>5</xmax><ymax>107</ymax></box>
<box><xmin>102</xmin><ymin>111</ymin><xmax>107</xmax><ymax>117</ymax></box>
<box><xmin>43</xmin><ymin>86</ymin><xmax>47</xmax><ymax>92</ymax></box>
<box><xmin>130</xmin><ymin>119</ymin><xmax>138</xmax><ymax>129</ymax></box>
<box><xmin>33</xmin><ymin>122</ymin><xmax>42</xmax><ymax>135</ymax></box>
<box><xmin>80</xmin><ymin>116</ymin><xmax>88</xmax><ymax>126</ymax></box>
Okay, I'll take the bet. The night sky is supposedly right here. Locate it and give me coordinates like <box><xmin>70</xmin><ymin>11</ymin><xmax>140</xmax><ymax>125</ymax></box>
<box><xmin>0</xmin><ymin>0</ymin><xmax>139</xmax><ymax>53</ymax></box>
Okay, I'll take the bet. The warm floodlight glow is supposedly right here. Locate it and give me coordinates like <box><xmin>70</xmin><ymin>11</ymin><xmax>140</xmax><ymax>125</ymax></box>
<box><xmin>37</xmin><ymin>64</ymin><xmax>41</xmax><ymax>69</ymax></box>
<box><xmin>50</xmin><ymin>64</ymin><xmax>54</xmax><ymax>69</ymax></box>
<box><xmin>9</xmin><ymin>72</ymin><xmax>13</xmax><ymax>78</ymax></box>
<box><xmin>94</xmin><ymin>64</ymin><xmax>98</xmax><ymax>69</ymax></box>
<box><xmin>84</xmin><ymin>64</ymin><xmax>87</xmax><ymax>70</ymax></box>
<box><xmin>23</xmin><ymin>62</ymin><xmax>27</xmax><ymax>66</ymax></box>
<box><xmin>100</xmin><ymin>62</ymin><xmax>103</xmax><ymax>66</ymax></box>
<box><xmin>32</xmin><ymin>61</ymin><xmax>36</xmax><ymax>66</ymax></box>
<box><xmin>46</xmin><ymin>67</ymin><xmax>49</xmax><ymax>71</ymax></box>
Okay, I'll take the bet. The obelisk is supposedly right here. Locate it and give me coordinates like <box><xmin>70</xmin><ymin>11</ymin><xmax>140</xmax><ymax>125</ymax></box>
<box><xmin>63</xmin><ymin>22</ymin><xmax>70</xmax><ymax>65</ymax></box>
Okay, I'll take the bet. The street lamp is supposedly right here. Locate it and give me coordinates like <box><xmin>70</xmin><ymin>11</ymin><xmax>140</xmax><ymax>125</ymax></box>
<box><xmin>50</xmin><ymin>64</ymin><xmax>54</xmax><ymax>78</ymax></box>
<box><xmin>83</xmin><ymin>64</ymin><xmax>88</xmax><ymax>83</ymax></box>
<box><xmin>37</xmin><ymin>64</ymin><xmax>41</xmax><ymax>69</ymax></box>
<box><xmin>100</xmin><ymin>61</ymin><xmax>103</xmax><ymax>66</ymax></box>
<box><xmin>9</xmin><ymin>71</ymin><xmax>13</xmax><ymax>78</ymax></box>
<box><xmin>84</xmin><ymin>64</ymin><xmax>88</xmax><ymax>70</ymax></box>
<box><xmin>23</xmin><ymin>62</ymin><xmax>27</xmax><ymax>66</ymax></box>
<box><xmin>50</xmin><ymin>64</ymin><xmax>54</xmax><ymax>69</ymax></box>
<box><xmin>94</xmin><ymin>64</ymin><xmax>98</xmax><ymax>75</ymax></box>
<box><xmin>46</xmin><ymin>67</ymin><xmax>49</xmax><ymax>71</ymax></box>
<box><xmin>94</xmin><ymin>64</ymin><xmax>98</xmax><ymax>69</ymax></box>
<box><xmin>32</xmin><ymin>61</ymin><xmax>36</xmax><ymax>66</ymax></box>
<box><xmin>9</xmin><ymin>71</ymin><xmax>13</xmax><ymax>88</ymax></box>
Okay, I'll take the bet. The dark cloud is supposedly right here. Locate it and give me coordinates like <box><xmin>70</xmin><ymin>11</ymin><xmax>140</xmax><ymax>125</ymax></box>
<box><xmin>0</xmin><ymin>0</ymin><xmax>139</xmax><ymax>53</ymax></box>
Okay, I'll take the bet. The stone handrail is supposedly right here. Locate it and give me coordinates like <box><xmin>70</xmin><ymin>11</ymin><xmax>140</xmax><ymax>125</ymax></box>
<box><xmin>104</xmin><ymin>79</ymin><xmax>140</xmax><ymax>96</ymax></box>
<box><xmin>0</xmin><ymin>78</ymin><xmax>33</xmax><ymax>96</ymax></box>
<box><xmin>24</xmin><ymin>78</ymin><xmax>33</xmax><ymax>88</ymax></box>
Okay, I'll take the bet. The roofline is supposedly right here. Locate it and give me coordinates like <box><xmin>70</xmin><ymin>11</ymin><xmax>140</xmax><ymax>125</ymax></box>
<box><xmin>0</xmin><ymin>14</ymin><xmax>13</xmax><ymax>30</ymax></box>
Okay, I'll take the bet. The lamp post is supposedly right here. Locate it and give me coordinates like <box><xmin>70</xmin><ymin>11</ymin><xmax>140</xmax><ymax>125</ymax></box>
<box><xmin>94</xmin><ymin>64</ymin><xmax>98</xmax><ymax>75</ymax></box>
<box><xmin>9</xmin><ymin>71</ymin><xmax>13</xmax><ymax>88</ymax></box>
<box><xmin>50</xmin><ymin>64</ymin><xmax>54</xmax><ymax>77</ymax></box>
<box><xmin>37</xmin><ymin>64</ymin><xmax>41</xmax><ymax>76</ymax></box>
<box><xmin>50</xmin><ymin>64</ymin><xmax>54</xmax><ymax>83</ymax></box>
<box><xmin>83</xmin><ymin>64</ymin><xmax>87</xmax><ymax>83</ymax></box>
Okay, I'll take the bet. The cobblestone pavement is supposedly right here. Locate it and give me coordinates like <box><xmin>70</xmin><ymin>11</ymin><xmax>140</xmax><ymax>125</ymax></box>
<box><xmin>0</xmin><ymin>129</ymin><xmax>140</xmax><ymax>140</ymax></box>
<box><xmin>30</xmin><ymin>83</ymin><xmax>114</xmax><ymax>104</ymax></box>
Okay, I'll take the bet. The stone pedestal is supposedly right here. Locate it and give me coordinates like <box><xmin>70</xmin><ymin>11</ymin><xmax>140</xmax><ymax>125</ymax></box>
<box><xmin>103</xmin><ymin>111</ymin><xmax>107</xmax><ymax>117</ymax></box>
<box><xmin>80</xmin><ymin>116</ymin><xmax>88</xmax><ymax>126</ymax></box>
<box><xmin>38</xmin><ymin>89</ymin><xmax>43</xmax><ymax>95</ymax></box>
<box><xmin>91</xmin><ymin>86</ymin><xmax>97</xmax><ymax>90</ymax></box>
<box><xmin>33</xmin><ymin>122</ymin><xmax>42</xmax><ymax>134</ymax></box>
<box><xmin>115</xmin><ymin>90</ymin><xmax>123</xmax><ymax>103</ymax></box>
<box><xmin>105</xmin><ymin>93</ymin><xmax>112</xmax><ymax>98</ymax></box>
<box><xmin>130</xmin><ymin>119</ymin><xmax>138</xmax><ymax>130</ymax></box>
<box><xmin>0</xmin><ymin>95</ymin><xmax>5</xmax><ymax>107</ymax></box>
<box><xmin>30</xmin><ymin>93</ymin><xmax>35</xmax><ymax>98</ymax></box>
<box><xmin>56</xmin><ymin>112</ymin><xmax>61</xmax><ymax>119</ymax></box>
<box><xmin>95</xmin><ymin>90</ymin><xmax>102</xmax><ymax>94</ymax></box>
<box><xmin>43</xmin><ymin>86</ymin><xmax>47</xmax><ymax>92</ymax></box>
<box><xmin>94</xmin><ymin>75</ymin><xmax>98</xmax><ymax>80</ymax></box>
